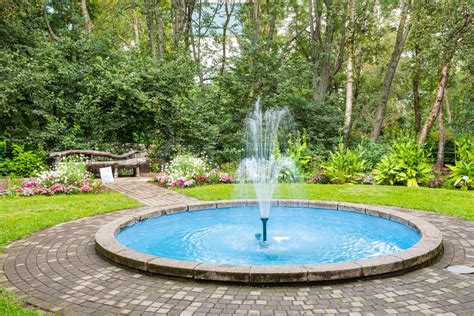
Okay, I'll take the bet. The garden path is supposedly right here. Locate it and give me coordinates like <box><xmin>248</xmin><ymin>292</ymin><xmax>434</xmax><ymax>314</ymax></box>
<box><xmin>1</xmin><ymin>178</ymin><xmax>474</xmax><ymax>315</ymax></box>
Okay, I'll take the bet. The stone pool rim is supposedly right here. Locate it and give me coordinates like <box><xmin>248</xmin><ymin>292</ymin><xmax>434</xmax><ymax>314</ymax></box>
<box><xmin>95</xmin><ymin>200</ymin><xmax>443</xmax><ymax>284</ymax></box>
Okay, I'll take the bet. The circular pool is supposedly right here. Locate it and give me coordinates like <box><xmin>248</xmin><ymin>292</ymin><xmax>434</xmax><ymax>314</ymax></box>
<box><xmin>116</xmin><ymin>206</ymin><xmax>420</xmax><ymax>266</ymax></box>
<box><xmin>95</xmin><ymin>200</ymin><xmax>443</xmax><ymax>283</ymax></box>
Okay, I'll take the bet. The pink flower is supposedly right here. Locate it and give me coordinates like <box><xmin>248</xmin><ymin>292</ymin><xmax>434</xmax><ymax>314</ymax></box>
<box><xmin>34</xmin><ymin>188</ymin><xmax>51</xmax><ymax>195</ymax></box>
<box><xmin>50</xmin><ymin>183</ymin><xmax>67</xmax><ymax>193</ymax></box>
<box><xmin>155</xmin><ymin>172</ymin><xmax>170</xmax><ymax>184</ymax></box>
<box><xmin>23</xmin><ymin>181</ymin><xmax>38</xmax><ymax>188</ymax></box>
<box><xmin>79</xmin><ymin>185</ymin><xmax>93</xmax><ymax>192</ymax></box>
<box><xmin>219</xmin><ymin>173</ymin><xmax>233</xmax><ymax>183</ymax></box>
<box><xmin>170</xmin><ymin>181</ymin><xmax>177</xmax><ymax>187</ymax></box>
<box><xmin>177</xmin><ymin>178</ymin><xmax>186</xmax><ymax>187</ymax></box>
<box><xmin>184</xmin><ymin>179</ymin><xmax>195</xmax><ymax>187</ymax></box>
<box><xmin>0</xmin><ymin>185</ymin><xmax>5</xmax><ymax>191</ymax></box>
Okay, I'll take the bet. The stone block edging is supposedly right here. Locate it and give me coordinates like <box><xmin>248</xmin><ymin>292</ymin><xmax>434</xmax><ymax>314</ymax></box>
<box><xmin>95</xmin><ymin>200</ymin><xmax>443</xmax><ymax>284</ymax></box>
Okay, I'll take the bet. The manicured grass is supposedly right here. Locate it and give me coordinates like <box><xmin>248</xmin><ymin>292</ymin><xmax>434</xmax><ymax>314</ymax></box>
<box><xmin>177</xmin><ymin>183</ymin><xmax>474</xmax><ymax>221</ymax></box>
<box><xmin>0</xmin><ymin>192</ymin><xmax>142</xmax><ymax>315</ymax></box>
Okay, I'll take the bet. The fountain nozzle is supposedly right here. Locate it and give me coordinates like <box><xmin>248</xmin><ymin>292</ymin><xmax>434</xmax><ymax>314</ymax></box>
<box><xmin>261</xmin><ymin>218</ymin><xmax>269</xmax><ymax>242</ymax></box>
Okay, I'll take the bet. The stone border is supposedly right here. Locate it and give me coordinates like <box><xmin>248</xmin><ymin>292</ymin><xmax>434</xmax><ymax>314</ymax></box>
<box><xmin>95</xmin><ymin>200</ymin><xmax>443</xmax><ymax>284</ymax></box>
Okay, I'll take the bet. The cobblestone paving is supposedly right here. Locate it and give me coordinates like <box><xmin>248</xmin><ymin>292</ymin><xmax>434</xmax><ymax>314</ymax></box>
<box><xmin>1</xmin><ymin>178</ymin><xmax>474</xmax><ymax>315</ymax></box>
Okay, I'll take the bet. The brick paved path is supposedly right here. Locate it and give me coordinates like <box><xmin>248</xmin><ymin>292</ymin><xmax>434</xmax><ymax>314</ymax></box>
<box><xmin>1</xmin><ymin>178</ymin><xmax>474</xmax><ymax>315</ymax></box>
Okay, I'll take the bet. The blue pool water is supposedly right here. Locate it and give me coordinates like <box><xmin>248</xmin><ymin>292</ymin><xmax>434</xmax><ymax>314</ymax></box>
<box><xmin>116</xmin><ymin>206</ymin><xmax>420</xmax><ymax>265</ymax></box>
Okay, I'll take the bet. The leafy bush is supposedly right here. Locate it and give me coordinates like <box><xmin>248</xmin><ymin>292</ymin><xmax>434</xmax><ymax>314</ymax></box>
<box><xmin>7</xmin><ymin>145</ymin><xmax>46</xmax><ymax>177</ymax></box>
<box><xmin>37</xmin><ymin>156</ymin><xmax>91</xmax><ymax>188</ymax></box>
<box><xmin>322</xmin><ymin>144</ymin><xmax>366</xmax><ymax>184</ymax></box>
<box><xmin>165</xmin><ymin>153</ymin><xmax>209</xmax><ymax>181</ymax></box>
<box><xmin>357</xmin><ymin>137</ymin><xmax>389</xmax><ymax>171</ymax></box>
<box><xmin>286</xmin><ymin>130</ymin><xmax>313</xmax><ymax>177</ymax></box>
<box><xmin>154</xmin><ymin>153</ymin><xmax>209</xmax><ymax>187</ymax></box>
<box><xmin>447</xmin><ymin>137</ymin><xmax>474</xmax><ymax>190</ymax></box>
<box><xmin>374</xmin><ymin>137</ymin><xmax>432</xmax><ymax>187</ymax></box>
<box><xmin>0</xmin><ymin>140</ymin><xmax>10</xmax><ymax>176</ymax></box>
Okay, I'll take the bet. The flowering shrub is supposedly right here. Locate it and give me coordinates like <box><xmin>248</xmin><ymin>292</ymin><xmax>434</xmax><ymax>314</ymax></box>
<box><xmin>219</xmin><ymin>173</ymin><xmax>233</xmax><ymax>183</ymax></box>
<box><xmin>1</xmin><ymin>156</ymin><xmax>101</xmax><ymax>198</ymax></box>
<box><xmin>152</xmin><ymin>154</ymin><xmax>235</xmax><ymax>188</ymax></box>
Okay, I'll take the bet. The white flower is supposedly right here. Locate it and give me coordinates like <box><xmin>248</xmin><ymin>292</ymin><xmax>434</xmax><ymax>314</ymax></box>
<box><xmin>462</xmin><ymin>175</ymin><xmax>469</xmax><ymax>181</ymax></box>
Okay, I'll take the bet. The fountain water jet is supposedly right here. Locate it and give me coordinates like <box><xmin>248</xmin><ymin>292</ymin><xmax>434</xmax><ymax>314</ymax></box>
<box><xmin>236</xmin><ymin>101</ymin><xmax>298</xmax><ymax>242</ymax></box>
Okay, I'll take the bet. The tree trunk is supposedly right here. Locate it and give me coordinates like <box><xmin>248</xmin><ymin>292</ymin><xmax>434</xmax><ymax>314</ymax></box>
<box><xmin>371</xmin><ymin>1</ymin><xmax>411</xmax><ymax>141</ymax></box>
<box><xmin>43</xmin><ymin>2</ymin><xmax>58</xmax><ymax>40</ymax></box>
<box><xmin>220</xmin><ymin>1</ymin><xmax>234</xmax><ymax>76</ymax></box>
<box><xmin>418</xmin><ymin>64</ymin><xmax>449</xmax><ymax>144</ymax></box>
<box><xmin>412</xmin><ymin>43</ymin><xmax>421</xmax><ymax>134</ymax></box>
<box><xmin>308</xmin><ymin>0</ymin><xmax>319</xmax><ymax>102</ymax></box>
<box><xmin>343</xmin><ymin>1</ymin><xmax>354</xmax><ymax>150</ymax></box>
<box><xmin>145</xmin><ymin>0</ymin><xmax>157</xmax><ymax>61</ymax></box>
<box><xmin>251</xmin><ymin>0</ymin><xmax>260</xmax><ymax>41</ymax></box>
<box><xmin>154</xmin><ymin>0</ymin><xmax>164</xmax><ymax>55</ymax></box>
<box><xmin>132</xmin><ymin>8</ymin><xmax>140</xmax><ymax>47</ymax></box>
<box><xmin>315</xmin><ymin>5</ymin><xmax>335</xmax><ymax>104</ymax></box>
<box><xmin>80</xmin><ymin>0</ymin><xmax>93</xmax><ymax>34</ymax></box>
<box><xmin>418</xmin><ymin>11</ymin><xmax>471</xmax><ymax>144</ymax></box>
<box><xmin>172</xmin><ymin>0</ymin><xmax>186</xmax><ymax>49</ymax></box>
<box><xmin>436</xmin><ymin>101</ymin><xmax>446</xmax><ymax>167</ymax></box>
<box><xmin>266</xmin><ymin>1</ymin><xmax>277</xmax><ymax>50</ymax></box>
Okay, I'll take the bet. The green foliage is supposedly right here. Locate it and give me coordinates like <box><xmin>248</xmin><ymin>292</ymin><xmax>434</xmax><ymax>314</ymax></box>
<box><xmin>357</xmin><ymin>137</ymin><xmax>389</xmax><ymax>171</ymax></box>
<box><xmin>7</xmin><ymin>145</ymin><xmax>46</xmax><ymax>178</ymax></box>
<box><xmin>447</xmin><ymin>137</ymin><xmax>474</xmax><ymax>190</ymax></box>
<box><xmin>0</xmin><ymin>141</ymin><xmax>10</xmax><ymax>176</ymax></box>
<box><xmin>37</xmin><ymin>156</ymin><xmax>91</xmax><ymax>188</ymax></box>
<box><xmin>374</xmin><ymin>137</ymin><xmax>432</xmax><ymax>187</ymax></box>
<box><xmin>286</xmin><ymin>130</ymin><xmax>313</xmax><ymax>177</ymax></box>
<box><xmin>322</xmin><ymin>144</ymin><xmax>366</xmax><ymax>184</ymax></box>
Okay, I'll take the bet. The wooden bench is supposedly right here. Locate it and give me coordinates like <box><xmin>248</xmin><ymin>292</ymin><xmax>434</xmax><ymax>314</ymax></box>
<box><xmin>49</xmin><ymin>150</ymin><xmax>148</xmax><ymax>178</ymax></box>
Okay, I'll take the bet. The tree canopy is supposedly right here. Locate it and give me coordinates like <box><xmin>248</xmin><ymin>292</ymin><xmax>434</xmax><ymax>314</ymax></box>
<box><xmin>0</xmin><ymin>0</ymin><xmax>472</xmax><ymax>163</ymax></box>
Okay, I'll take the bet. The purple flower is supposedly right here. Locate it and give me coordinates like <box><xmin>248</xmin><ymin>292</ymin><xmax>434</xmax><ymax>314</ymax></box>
<box><xmin>23</xmin><ymin>181</ymin><xmax>38</xmax><ymax>188</ymax></box>
<box><xmin>177</xmin><ymin>178</ymin><xmax>186</xmax><ymax>187</ymax></box>
<box><xmin>0</xmin><ymin>184</ymin><xmax>5</xmax><ymax>191</ymax></box>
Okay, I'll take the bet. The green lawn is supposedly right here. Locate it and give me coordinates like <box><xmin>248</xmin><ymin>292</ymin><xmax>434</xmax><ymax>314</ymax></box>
<box><xmin>177</xmin><ymin>183</ymin><xmax>474</xmax><ymax>221</ymax></box>
<box><xmin>0</xmin><ymin>192</ymin><xmax>142</xmax><ymax>315</ymax></box>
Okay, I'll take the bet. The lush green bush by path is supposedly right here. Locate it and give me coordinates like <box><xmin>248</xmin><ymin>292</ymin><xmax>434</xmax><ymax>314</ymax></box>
<box><xmin>0</xmin><ymin>192</ymin><xmax>142</xmax><ymax>315</ymax></box>
<box><xmin>177</xmin><ymin>184</ymin><xmax>474</xmax><ymax>221</ymax></box>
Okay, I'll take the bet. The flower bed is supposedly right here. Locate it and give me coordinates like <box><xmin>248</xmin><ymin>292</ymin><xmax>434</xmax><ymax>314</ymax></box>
<box><xmin>0</xmin><ymin>156</ymin><xmax>102</xmax><ymax>198</ymax></box>
<box><xmin>152</xmin><ymin>153</ymin><xmax>234</xmax><ymax>188</ymax></box>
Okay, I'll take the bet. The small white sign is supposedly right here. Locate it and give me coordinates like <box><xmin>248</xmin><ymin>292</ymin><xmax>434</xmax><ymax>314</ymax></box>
<box><xmin>100</xmin><ymin>167</ymin><xmax>114</xmax><ymax>184</ymax></box>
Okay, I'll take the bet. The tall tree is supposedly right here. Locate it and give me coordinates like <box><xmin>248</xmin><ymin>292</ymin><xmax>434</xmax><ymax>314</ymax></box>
<box><xmin>81</xmin><ymin>0</ymin><xmax>93</xmax><ymax>34</ymax></box>
<box><xmin>371</xmin><ymin>0</ymin><xmax>411</xmax><ymax>141</ymax></box>
<box><xmin>418</xmin><ymin>10</ymin><xmax>472</xmax><ymax>144</ymax></box>
<box><xmin>343</xmin><ymin>1</ymin><xmax>355</xmax><ymax>149</ymax></box>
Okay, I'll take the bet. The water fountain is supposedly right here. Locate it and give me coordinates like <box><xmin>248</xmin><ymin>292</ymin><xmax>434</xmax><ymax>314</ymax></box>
<box><xmin>96</xmin><ymin>101</ymin><xmax>443</xmax><ymax>283</ymax></box>
<box><xmin>236</xmin><ymin>101</ymin><xmax>298</xmax><ymax>242</ymax></box>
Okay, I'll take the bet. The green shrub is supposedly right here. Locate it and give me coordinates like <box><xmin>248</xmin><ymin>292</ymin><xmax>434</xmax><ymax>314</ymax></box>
<box><xmin>164</xmin><ymin>153</ymin><xmax>209</xmax><ymax>182</ymax></box>
<box><xmin>322</xmin><ymin>144</ymin><xmax>366</xmax><ymax>184</ymax></box>
<box><xmin>374</xmin><ymin>137</ymin><xmax>432</xmax><ymax>187</ymax></box>
<box><xmin>0</xmin><ymin>141</ymin><xmax>10</xmax><ymax>176</ymax></box>
<box><xmin>447</xmin><ymin>137</ymin><xmax>474</xmax><ymax>190</ymax></box>
<box><xmin>286</xmin><ymin>129</ymin><xmax>313</xmax><ymax>178</ymax></box>
<box><xmin>357</xmin><ymin>137</ymin><xmax>389</xmax><ymax>171</ymax></box>
<box><xmin>7</xmin><ymin>145</ymin><xmax>46</xmax><ymax>178</ymax></box>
